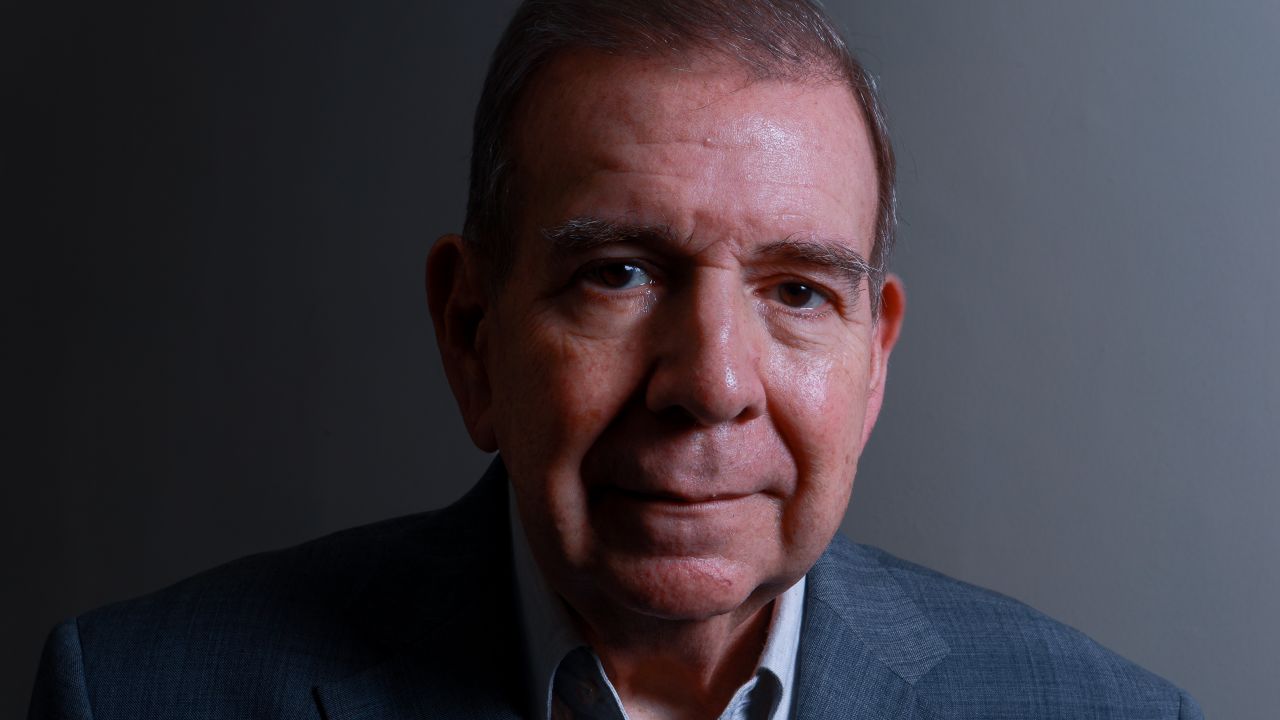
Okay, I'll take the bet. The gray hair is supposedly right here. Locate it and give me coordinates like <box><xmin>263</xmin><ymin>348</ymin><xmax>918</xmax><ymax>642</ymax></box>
<box><xmin>463</xmin><ymin>0</ymin><xmax>896</xmax><ymax>313</ymax></box>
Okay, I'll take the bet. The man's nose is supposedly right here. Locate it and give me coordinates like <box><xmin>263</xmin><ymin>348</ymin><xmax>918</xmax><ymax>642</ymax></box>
<box><xmin>644</xmin><ymin>276</ymin><xmax>767</xmax><ymax>426</ymax></box>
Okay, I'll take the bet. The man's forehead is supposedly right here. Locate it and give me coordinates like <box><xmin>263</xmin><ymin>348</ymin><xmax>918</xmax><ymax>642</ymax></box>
<box><xmin>508</xmin><ymin>49</ymin><xmax>877</xmax><ymax>247</ymax></box>
<box><xmin>515</xmin><ymin>49</ymin><xmax>859</xmax><ymax>148</ymax></box>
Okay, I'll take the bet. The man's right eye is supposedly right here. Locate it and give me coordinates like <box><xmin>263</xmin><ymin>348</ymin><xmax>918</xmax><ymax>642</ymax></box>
<box><xmin>582</xmin><ymin>262</ymin><xmax>654</xmax><ymax>290</ymax></box>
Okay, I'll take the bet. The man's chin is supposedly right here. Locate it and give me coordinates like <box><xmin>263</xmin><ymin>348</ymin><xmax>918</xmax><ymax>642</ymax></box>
<box><xmin>592</xmin><ymin>554</ymin><xmax>771</xmax><ymax>621</ymax></box>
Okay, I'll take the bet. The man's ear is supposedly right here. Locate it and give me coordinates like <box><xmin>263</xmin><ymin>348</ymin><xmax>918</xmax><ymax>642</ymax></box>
<box><xmin>860</xmin><ymin>273</ymin><xmax>906</xmax><ymax>448</ymax></box>
<box><xmin>426</xmin><ymin>234</ymin><xmax>498</xmax><ymax>452</ymax></box>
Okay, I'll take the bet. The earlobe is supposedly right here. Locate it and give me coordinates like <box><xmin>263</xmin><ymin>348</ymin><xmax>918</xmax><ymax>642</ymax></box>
<box><xmin>426</xmin><ymin>234</ymin><xmax>498</xmax><ymax>452</ymax></box>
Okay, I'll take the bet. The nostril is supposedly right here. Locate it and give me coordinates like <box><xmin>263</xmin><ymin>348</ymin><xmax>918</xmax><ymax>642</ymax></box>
<box><xmin>733</xmin><ymin>402</ymin><xmax>764</xmax><ymax>423</ymax></box>
<box><xmin>655</xmin><ymin>405</ymin><xmax>699</xmax><ymax>428</ymax></box>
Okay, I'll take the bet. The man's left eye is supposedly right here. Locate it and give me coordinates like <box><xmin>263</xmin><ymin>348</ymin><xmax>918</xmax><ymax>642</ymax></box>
<box><xmin>775</xmin><ymin>281</ymin><xmax>827</xmax><ymax>309</ymax></box>
<box><xmin>586</xmin><ymin>262</ymin><xmax>654</xmax><ymax>290</ymax></box>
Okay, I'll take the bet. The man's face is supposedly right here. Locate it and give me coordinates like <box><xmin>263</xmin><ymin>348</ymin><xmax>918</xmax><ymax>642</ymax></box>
<box><xmin>441</xmin><ymin>52</ymin><xmax>902</xmax><ymax>621</ymax></box>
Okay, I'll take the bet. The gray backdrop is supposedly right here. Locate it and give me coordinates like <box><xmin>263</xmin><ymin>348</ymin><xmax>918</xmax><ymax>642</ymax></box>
<box><xmin>7</xmin><ymin>1</ymin><xmax>1276</xmax><ymax>717</ymax></box>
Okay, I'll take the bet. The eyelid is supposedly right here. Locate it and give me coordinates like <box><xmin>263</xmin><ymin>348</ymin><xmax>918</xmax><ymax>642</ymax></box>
<box><xmin>755</xmin><ymin>272</ymin><xmax>843</xmax><ymax>311</ymax></box>
<box><xmin>573</xmin><ymin>256</ymin><xmax>661</xmax><ymax>291</ymax></box>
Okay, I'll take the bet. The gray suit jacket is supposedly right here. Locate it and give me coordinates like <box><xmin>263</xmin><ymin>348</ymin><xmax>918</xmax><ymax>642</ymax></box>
<box><xmin>30</xmin><ymin>460</ymin><xmax>1202</xmax><ymax>718</ymax></box>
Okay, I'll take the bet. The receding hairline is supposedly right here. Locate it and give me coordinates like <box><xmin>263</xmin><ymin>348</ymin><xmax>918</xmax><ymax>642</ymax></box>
<box><xmin>500</xmin><ymin>46</ymin><xmax>880</xmax><ymax>241</ymax></box>
<box><xmin>513</xmin><ymin>44</ymin><xmax>857</xmax><ymax>119</ymax></box>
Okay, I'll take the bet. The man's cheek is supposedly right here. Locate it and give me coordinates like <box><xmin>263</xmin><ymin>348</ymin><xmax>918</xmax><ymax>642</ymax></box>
<box><xmin>529</xmin><ymin>329</ymin><xmax>646</xmax><ymax>436</ymax></box>
<box><xmin>773</xmin><ymin>353</ymin><xmax>868</xmax><ymax>463</ymax></box>
<box><xmin>767</xmin><ymin>347</ymin><xmax>857</xmax><ymax>416</ymax></box>
<box><xmin>551</xmin><ymin>288</ymin><xmax>658</xmax><ymax>339</ymax></box>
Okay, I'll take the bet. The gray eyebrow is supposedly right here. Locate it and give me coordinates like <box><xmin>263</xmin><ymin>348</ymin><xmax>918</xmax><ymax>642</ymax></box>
<box><xmin>541</xmin><ymin>217</ymin><xmax>679</xmax><ymax>255</ymax></box>
<box><xmin>756</xmin><ymin>237</ymin><xmax>878</xmax><ymax>296</ymax></box>
<box><xmin>541</xmin><ymin>218</ymin><xmax>876</xmax><ymax>295</ymax></box>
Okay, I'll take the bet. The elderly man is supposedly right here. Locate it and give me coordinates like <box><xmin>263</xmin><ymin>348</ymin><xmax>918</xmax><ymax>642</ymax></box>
<box><xmin>30</xmin><ymin>1</ymin><xmax>1201</xmax><ymax>719</ymax></box>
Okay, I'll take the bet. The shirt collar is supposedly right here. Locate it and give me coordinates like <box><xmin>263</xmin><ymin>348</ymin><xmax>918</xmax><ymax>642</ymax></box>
<box><xmin>508</xmin><ymin>490</ymin><xmax>806</xmax><ymax>720</ymax></box>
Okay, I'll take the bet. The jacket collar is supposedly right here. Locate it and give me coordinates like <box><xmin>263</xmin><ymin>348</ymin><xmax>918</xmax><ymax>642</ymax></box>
<box><xmin>793</xmin><ymin>535</ymin><xmax>951</xmax><ymax>719</ymax></box>
<box><xmin>315</xmin><ymin>460</ymin><xmax>950</xmax><ymax>719</ymax></box>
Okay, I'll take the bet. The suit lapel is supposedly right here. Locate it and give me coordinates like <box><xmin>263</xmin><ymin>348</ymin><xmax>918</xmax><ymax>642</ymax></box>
<box><xmin>314</xmin><ymin>459</ymin><xmax>526</xmax><ymax>720</ymax></box>
<box><xmin>793</xmin><ymin>536</ymin><xmax>950</xmax><ymax>719</ymax></box>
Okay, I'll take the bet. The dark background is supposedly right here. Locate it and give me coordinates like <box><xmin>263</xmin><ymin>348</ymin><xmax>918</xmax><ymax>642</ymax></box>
<box><xmin>7</xmin><ymin>1</ymin><xmax>1278</xmax><ymax>718</ymax></box>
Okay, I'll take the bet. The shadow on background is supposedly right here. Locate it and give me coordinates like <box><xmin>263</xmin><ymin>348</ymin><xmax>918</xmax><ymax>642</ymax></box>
<box><xmin>6</xmin><ymin>1</ymin><xmax>510</xmax><ymax>713</ymax></box>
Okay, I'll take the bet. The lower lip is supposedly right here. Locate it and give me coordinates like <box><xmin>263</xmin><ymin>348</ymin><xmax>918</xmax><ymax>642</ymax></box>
<box><xmin>591</xmin><ymin>487</ymin><xmax>765</xmax><ymax>552</ymax></box>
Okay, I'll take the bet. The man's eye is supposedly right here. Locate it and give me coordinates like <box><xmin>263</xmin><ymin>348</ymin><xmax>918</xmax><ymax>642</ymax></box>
<box><xmin>775</xmin><ymin>281</ymin><xmax>827</xmax><ymax>309</ymax></box>
<box><xmin>585</xmin><ymin>262</ymin><xmax>654</xmax><ymax>290</ymax></box>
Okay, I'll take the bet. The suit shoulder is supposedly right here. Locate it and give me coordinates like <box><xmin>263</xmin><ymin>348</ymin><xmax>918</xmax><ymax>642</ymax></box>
<box><xmin>45</xmin><ymin>474</ymin><xmax>510</xmax><ymax>718</ymax></box>
<box><xmin>845</xmin><ymin>541</ymin><xmax>1201</xmax><ymax>718</ymax></box>
<box><xmin>77</xmin><ymin>471</ymin><xmax>506</xmax><ymax>631</ymax></box>
<box><xmin>62</xmin><ymin>503</ymin><xmax>468</xmax><ymax>715</ymax></box>
<box><xmin>79</xmin><ymin>508</ymin><xmax>437</xmax><ymax>634</ymax></box>
<box><xmin>854</xmin><ymin>543</ymin><xmax>1076</xmax><ymax>631</ymax></box>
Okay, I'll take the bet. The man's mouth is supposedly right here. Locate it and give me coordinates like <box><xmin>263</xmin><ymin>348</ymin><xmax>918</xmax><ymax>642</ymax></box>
<box><xmin>605</xmin><ymin>486</ymin><xmax>754</xmax><ymax>505</ymax></box>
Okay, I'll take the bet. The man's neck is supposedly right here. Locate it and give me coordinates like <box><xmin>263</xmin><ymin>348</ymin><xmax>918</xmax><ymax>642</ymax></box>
<box><xmin>568</xmin><ymin>596</ymin><xmax>775</xmax><ymax>720</ymax></box>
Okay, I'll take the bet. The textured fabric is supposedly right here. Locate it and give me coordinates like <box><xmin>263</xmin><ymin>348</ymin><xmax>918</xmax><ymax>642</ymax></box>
<box><xmin>552</xmin><ymin>647</ymin><xmax>628</xmax><ymax>720</ymax></box>
<box><xmin>29</xmin><ymin>458</ymin><xmax>1204</xmax><ymax>719</ymax></box>
<box><xmin>510</xmin><ymin>491</ymin><xmax>805</xmax><ymax>720</ymax></box>
<box><xmin>545</xmin><ymin>646</ymin><xmax>781</xmax><ymax>720</ymax></box>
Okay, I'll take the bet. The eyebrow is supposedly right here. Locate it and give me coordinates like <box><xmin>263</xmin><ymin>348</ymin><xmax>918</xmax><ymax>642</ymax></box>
<box><xmin>542</xmin><ymin>217</ymin><xmax>679</xmax><ymax>255</ymax></box>
<box><xmin>541</xmin><ymin>217</ymin><xmax>876</xmax><ymax>294</ymax></box>
<box><xmin>756</xmin><ymin>236</ymin><xmax>877</xmax><ymax>296</ymax></box>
